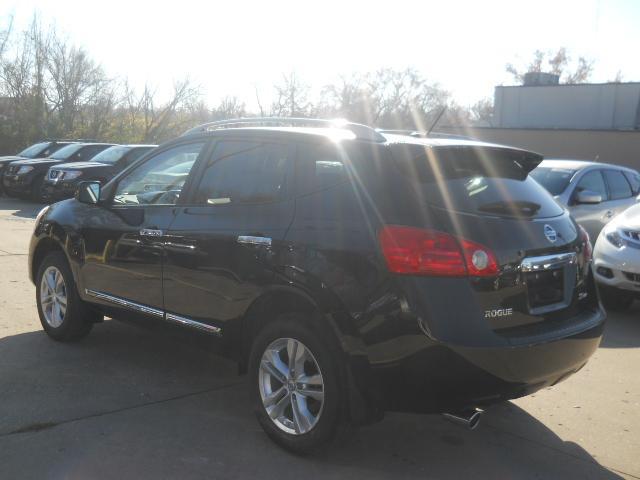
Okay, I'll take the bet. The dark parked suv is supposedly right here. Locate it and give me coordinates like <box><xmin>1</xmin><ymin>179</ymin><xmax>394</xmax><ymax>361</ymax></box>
<box><xmin>28</xmin><ymin>118</ymin><xmax>605</xmax><ymax>453</ymax></box>
<box><xmin>0</xmin><ymin>141</ymin><xmax>76</xmax><ymax>195</ymax></box>
<box><xmin>3</xmin><ymin>143</ymin><xmax>114</xmax><ymax>201</ymax></box>
<box><xmin>42</xmin><ymin>144</ymin><xmax>156</xmax><ymax>202</ymax></box>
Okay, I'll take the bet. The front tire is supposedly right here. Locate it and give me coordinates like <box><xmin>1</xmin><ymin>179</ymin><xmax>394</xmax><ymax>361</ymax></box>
<box><xmin>36</xmin><ymin>251</ymin><xmax>99</xmax><ymax>341</ymax></box>
<box><xmin>249</xmin><ymin>314</ymin><xmax>346</xmax><ymax>454</ymax></box>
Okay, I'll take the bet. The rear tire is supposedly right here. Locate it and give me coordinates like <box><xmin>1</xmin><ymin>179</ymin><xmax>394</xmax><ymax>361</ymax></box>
<box><xmin>600</xmin><ymin>286</ymin><xmax>634</xmax><ymax>312</ymax></box>
<box><xmin>36</xmin><ymin>251</ymin><xmax>100</xmax><ymax>341</ymax></box>
<box><xmin>249</xmin><ymin>313</ymin><xmax>346</xmax><ymax>454</ymax></box>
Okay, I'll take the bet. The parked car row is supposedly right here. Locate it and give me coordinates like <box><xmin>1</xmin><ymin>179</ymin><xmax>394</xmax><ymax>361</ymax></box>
<box><xmin>530</xmin><ymin>159</ymin><xmax>640</xmax><ymax>311</ymax></box>
<box><xmin>0</xmin><ymin>141</ymin><xmax>156</xmax><ymax>202</ymax></box>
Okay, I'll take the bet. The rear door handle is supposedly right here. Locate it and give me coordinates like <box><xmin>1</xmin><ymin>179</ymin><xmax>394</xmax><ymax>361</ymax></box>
<box><xmin>140</xmin><ymin>228</ymin><xmax>164</xmax><ymax>237</ymax></box>
<box><xmin>237</xmin><ymin>235</ymin><xmax>272</xmax><ymax>246</ymax></box>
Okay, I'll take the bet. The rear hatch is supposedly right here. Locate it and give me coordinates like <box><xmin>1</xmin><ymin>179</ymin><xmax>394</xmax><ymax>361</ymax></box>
<box><xmin>388</xmin><ymin>142</ymin><xmax>595</xmax><ymax>338</ymax></box>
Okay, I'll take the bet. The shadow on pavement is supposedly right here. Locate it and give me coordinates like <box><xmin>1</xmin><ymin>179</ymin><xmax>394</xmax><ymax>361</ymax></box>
<box><xmin>0</xmin><ymin>320</ymin><xmax>623</xmax><ymax>479</ymax></box>
<box><xmin>0</xmin><ymin>195</ymin><xmax>46</xmax><ymax>219</ymax></box>
<box><xmin>600</xmin><ymin>302</ymin><xmax>640</xmax><ymax>348</ymax></box>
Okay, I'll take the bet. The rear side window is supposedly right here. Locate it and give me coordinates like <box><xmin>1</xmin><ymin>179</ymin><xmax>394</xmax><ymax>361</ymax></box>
<box><xmin>605</xmin><ymin>170</ymin><xmax>633</xmax><ymax>200</ymax></box>
<box><xmin>390</xmin><ymin>144</ymin><xmax>563</xmax><ymax>218</ymax></box>
<box><xmin>575</xmin><ymin>170</ymin><xmax>608</xmax><ymax>201</ymax></box>
<box><xmin>194</xmin><ymin>140</ymin><xmax>290</xmax><ymax>205</ymax></box>
<box><xmin>296</xmin><ymin>142</ymin><xmax>348</xmax><ymax>196</ymax></box>
<box><xmin>624</xmin><ymin>171</ymin><xmax>640</xmax><ymax>195</ymax></box>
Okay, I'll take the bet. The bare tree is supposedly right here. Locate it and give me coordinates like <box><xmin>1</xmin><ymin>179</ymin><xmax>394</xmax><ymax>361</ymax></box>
<box><xmin>271</xmin><ymin>72</ymin><xmax>312</xmax><ymax>117</ymax></box>
<box><xmin>506</xmin><ymin>48</ymin><xmax>594</xmax><ymax>84</ymax></box>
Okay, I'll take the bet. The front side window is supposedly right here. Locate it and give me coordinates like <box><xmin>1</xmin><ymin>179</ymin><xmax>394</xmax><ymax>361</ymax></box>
<box><xmin>113</xmin><ymin>142</ymin><xmax>204</xmax><ymax>206</ymax></box>
<box><xmin>194</xmin><ymin>140</ymin><xmax>290</xmax><ymax>205</ymax></box>
<box><xmin>604</xmin><ymin>170</ymin><xmax>633</xmax><ymax>200</ymax></box>
<box><xmin>575</xmin><ymin>170</ymin><xmax>608</xmax><ymax>201</ymax></box>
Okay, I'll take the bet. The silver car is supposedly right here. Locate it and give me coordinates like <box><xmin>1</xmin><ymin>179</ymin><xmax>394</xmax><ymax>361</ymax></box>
<box><xmin>531</xmin><ymin>159</ymin><xmax>640</xmax><ymax>241</ymax></box>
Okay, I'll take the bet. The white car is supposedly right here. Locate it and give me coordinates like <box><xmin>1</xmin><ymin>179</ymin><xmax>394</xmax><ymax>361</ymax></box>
<box><xmin>593</xmin><ymin>203</ymin><xmax>640</xmax><ymax>310</ymax></box>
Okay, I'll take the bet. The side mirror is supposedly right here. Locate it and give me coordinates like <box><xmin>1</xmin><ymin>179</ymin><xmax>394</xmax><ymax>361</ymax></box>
<box><xmin>576</xmin><ymin>190</ymin><xmax>602</xmax><ymax>204</ymax></box>
<box><xmin>76</xmin><ymin>181</ymin><xmax>101</xmax><ymax>205</ymax></box>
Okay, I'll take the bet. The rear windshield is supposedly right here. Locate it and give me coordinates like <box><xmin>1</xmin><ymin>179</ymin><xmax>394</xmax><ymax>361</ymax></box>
<box><xmin>530</xmin><ymin>167</ymin><xmax>575</xmax><ymax>196</ymax></box>
<box><xmin>391</xmin><ymin>144</ymin><xmax>564</xmax><ymax>218</ymax></box>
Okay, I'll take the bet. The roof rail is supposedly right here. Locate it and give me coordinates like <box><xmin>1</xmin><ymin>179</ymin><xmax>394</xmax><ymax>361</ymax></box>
<box><xmin>376</xmin><ymin>129</ymin><xmax>474</xmax><ymax>141</ymax></box>
<box><xmin>182</xmin><ymin>117</ymin><xmax>386</xmax><ymax>143</ymax></box>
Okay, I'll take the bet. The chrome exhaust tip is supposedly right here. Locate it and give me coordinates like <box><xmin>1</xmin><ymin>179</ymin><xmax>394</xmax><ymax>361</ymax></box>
<box><xmin>443</xmin><ymin>408</ymin><xmax>483</xmax><ymax>430</ymax></box>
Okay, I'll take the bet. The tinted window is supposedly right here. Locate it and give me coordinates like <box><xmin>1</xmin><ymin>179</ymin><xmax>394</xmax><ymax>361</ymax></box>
<box><xmin>124</xmin><ymin>147</ymin><xmax>154</xmax><ymax>165</ymax></box>
<box><xmin>530</xmin><ymin>167</ymin><xmax>575</xmax><ymax>196</ymax></box>
<box><xmin>575</xmin><ymin>170</ymin><xmax>608</xmax><ymax>201</ymax></box>
<box><xmin>194</xmin><ymin>140</ymin><xmax>290</xmax><ymax>205</ymax></box>
<box><xmin>391</xmin><ymin>144</ymin><xmax>564</xmax><ymax>218</ymax></box>
<box><xmin>90</xmin><ymin>146</ymin><xmax>131</xmax><ymax>164</ymax></box>
<box><xmin>624</xmin><ymin>171</ymin><xmax>640</xmax><ymax>195</ymax></box>
<box><xmin>49</xmin><ymin>144</ymin><xmax>85</xmax><ymax>160</ymax></box>
<box><xmin>113</xmin><ymin>142</ymin><xmax>204</xmax><ymax>206</ymax></box>
<box><xmin>296</xmin><ymin>142</ymin><xmax>348</xmax><ymax>196</ymax></box>
<box><xmin>18</xmin><ymin>142</ymin><xmax>50</xmax><ymax>158</ymax></box>
<box><xmin>77</xmin><ymin>145</ymin><xmax>111</xmax><ymax>161</ymax></box>
<box><xmin>604</xmin><ymin>170</ymin><xmax>632</xmax><ymax>200</ymax></box>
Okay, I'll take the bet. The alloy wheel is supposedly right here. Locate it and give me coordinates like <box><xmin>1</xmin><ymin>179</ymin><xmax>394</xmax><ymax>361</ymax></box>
<box><xmin>40</xmin><ymin>266</ymin><xmax>67</xmax><ymax>328</ymax></box>
<box><xmin>258</xmin><ymin>338</ymin><xmax>325</xmax><ymax>435</ymax></box>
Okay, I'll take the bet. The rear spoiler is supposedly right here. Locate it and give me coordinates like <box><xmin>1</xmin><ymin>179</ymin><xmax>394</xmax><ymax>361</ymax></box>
<box><xmin>429</xmin><ymin>144</ymin><xmax>544</xmax><ymax>174</ymax></box>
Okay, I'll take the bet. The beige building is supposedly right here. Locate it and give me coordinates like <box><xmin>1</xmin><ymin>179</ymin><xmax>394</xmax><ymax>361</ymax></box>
<box><xmin>441</xmin><ymin>80</ymin><xmax>640</xmax><ymax>171</ymax></box>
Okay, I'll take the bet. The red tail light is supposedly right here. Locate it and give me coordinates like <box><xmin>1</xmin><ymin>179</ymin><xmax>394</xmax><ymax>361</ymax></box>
<box><xmin>378</xmin><ymin>225</ymin><xmax>498</xmax><ymax>277</ymax></box>
<box><xmin>578</xmin><ymin>225</ymin><xmax>592</xmax><ymax>262</ymax></box>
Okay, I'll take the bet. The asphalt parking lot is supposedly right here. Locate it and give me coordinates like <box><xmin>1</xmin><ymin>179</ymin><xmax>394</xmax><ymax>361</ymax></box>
<box><xmin>0</xmin><ymin>196</ymin><xmax>638</xmax><ymax>480</ymax></box>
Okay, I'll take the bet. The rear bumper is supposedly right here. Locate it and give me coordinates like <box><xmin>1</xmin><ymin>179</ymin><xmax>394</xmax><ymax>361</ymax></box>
<box><xmin>370</xmin><ymin>307</ymin><xmax>605</xmax><ymax>414</ymax></box>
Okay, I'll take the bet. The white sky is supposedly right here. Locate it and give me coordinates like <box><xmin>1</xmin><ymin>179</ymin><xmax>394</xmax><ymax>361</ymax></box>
<box><xmin>2</xmin><ymin>0</ymin><xmax>639</xmax><ymax>109</ymax></box>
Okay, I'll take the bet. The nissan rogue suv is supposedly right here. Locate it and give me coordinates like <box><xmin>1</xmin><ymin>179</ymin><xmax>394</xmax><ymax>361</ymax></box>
<box><xmin>28</xmin><ymin>118</ymin><xmax>605</xmax><ymax>453</ymax></box>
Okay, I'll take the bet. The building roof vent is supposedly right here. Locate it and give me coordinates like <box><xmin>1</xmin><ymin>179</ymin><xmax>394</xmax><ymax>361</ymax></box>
<box><xmin>523</xmin><ymin>72</ymin><xmax>560</xmax><ymax>86</ymax></box>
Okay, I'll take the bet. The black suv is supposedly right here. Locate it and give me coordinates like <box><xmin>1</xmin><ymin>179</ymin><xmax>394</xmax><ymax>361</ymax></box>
<box><xmin>28</xmin><ymin>118</ymin><xmax>605</xmax><ymax>453</ymax></box>
<box><xmin>42</xmin><ymin>144</ymin><xmax>157</xmax><ymax>202</ymax></box>
<box><xmin>3</xmin><ymin>143</ymin><xmax>115</xmax><ymax>201</ymax></box>
<box><xmin>0</xmin><ymin>141</ymin><xmax>76</xmax><ymax>195</ymax></box>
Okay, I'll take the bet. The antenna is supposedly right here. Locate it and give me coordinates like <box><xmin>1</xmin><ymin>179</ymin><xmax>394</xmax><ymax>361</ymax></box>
<box><xmin>426</xmin><ymin>107</ymin><xmax>447</xmax><ymax>136</ymax></box>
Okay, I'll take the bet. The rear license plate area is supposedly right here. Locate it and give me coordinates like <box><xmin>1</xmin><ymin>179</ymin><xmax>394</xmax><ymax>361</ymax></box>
<box><xmin>525</xmin><ymin>269</ymin><xmax>565</xmax><ymax>309</ymax></box>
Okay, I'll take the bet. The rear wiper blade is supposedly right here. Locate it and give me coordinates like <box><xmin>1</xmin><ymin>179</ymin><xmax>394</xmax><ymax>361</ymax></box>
<box><xmin>478</xmin><ymin>201</ymin><xmax>541</xmax><ymax>217</ymax></box>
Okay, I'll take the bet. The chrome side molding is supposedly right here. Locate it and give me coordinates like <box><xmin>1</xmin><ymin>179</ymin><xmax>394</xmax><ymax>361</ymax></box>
<box><xmin>520</xmin><ymin>252</ymin><xmax>577</xmax><ymax>273</ymax></box>
<box><xmin>166</xmin><ymin>313</ymin><xmax>222</xmax><ymax>335</ymax></box>
<box><xmin>85</xmin><ymin>289</ymin><xmax>222</xmax><ymax>336</ymax></box>
<box><xmin>85</xmin><ymin>289</ymin><xmax>164</xmax><ymax>318</ymax></box>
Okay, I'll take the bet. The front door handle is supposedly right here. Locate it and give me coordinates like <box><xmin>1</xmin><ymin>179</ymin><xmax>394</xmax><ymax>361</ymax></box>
<box><xmin>140</xmin><ymin>228</ymin><xmax>164</xmax><ymax>237</ymax></box>
<box><xmin>237</xmin><ymin>235</ymin><xmax>272</xmax><ymax>246</ymax></box>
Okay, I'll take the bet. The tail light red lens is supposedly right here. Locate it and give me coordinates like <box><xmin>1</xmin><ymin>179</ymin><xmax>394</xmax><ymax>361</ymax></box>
<box><xmin>378</xmin><ymin>225</ymin><xmax>498</xmax><ymax>277</ymax></box>
<box><xmin>578</xmin><ymin>225</ymin><xmax>592</xmax><ymax>262</ymax></box>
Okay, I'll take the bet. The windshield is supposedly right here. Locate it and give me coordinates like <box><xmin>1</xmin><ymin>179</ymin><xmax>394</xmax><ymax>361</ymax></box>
<box><xmin>530</xmin><ymin>167</ymin><xmax>576</xmax><ymax>196</ymax></box>
<box><xmin>391</xmin><ymin>144</ymin><xmax>564</xmax><ymax>218</ymax></box>
<box><xmin>90</xmin><ymin>146</ymin><xmax>131</xmax><ymax>164</ymax></box>
<box><xmin>49</xmin><ymin>144</ymin><xmax>85</xmax><ymax>160</ymax></box>
<box><xmin>17</xmin><ymin>142</ymin><xmax>50</xmax><ymax>158</ymax></box>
